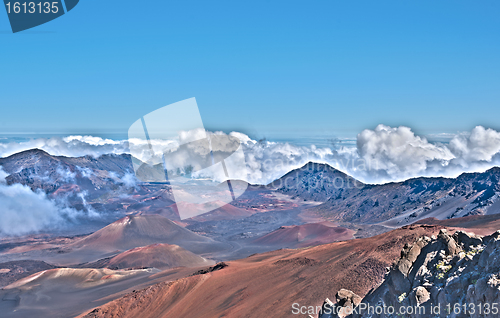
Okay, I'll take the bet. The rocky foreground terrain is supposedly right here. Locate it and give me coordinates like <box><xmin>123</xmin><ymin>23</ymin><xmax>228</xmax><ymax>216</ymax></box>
<box><xmin>319</xmin><ymin>229</ymin><xmax>500</xmax><ymax>318</ymax></box>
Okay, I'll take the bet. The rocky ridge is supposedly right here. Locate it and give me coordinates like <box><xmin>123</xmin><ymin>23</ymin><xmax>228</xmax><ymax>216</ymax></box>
<box><xmin>320</xmin><ymin>229</ymin><xmax>500</xmax><ymax>317</ymax></box>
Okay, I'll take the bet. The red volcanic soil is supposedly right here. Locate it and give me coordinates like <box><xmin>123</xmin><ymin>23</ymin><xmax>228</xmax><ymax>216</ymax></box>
<box><xmin>80</xmin><ymin>224</ymin><xmax>444</xmax><ymax>318</ymax></box>
<box><xmin>253</xmin><ymin>222</ymin><xmax>355</xmax><ymax>248</ymax></box>
<box><xmin>416</xmin><ymin>213</ymin><xmax>500</xmax><ymax>236</ymax></box>
<box><xmin>104</xmin><ymin>244</ymin><xmax>212</xmax><ymax>270</ymax></box>
<box><xmin>50</xmin><ymin>184</ymin><xmax>81</xmax><ymax>197</ymax></box>
<box><xmin>70</xmin><ymin>215</ymin><xmax>227</xmax><ymax>255</ymax></box>
<box><xmin>0</xmin><ymin>264</ymin><xmax>213</xmax><ymax>318</ymax></box>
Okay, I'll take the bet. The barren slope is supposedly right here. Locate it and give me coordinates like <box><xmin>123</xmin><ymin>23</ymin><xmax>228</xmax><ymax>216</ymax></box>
<box><xmin>104</xmin><ymin>244</ymin><xmax>213</xmax><ymax>270</ymax></box>
<box><xmin>415</xmin><ymin>213</ymin><xmax>500</xmax><ymax>236</ymax></box>
<box><xmin>71</xmin><ymin>215</ymin><xmax>228</xmax><ymax>255</ymax></box>
<box><xmin>80</xmin><ymin>224</ymin><xmax>445</xmax><ymax>318</ymax></box>
<box><xmin>253</xmin><ymin>222</ymin><xmax>355</xmax><ymax>248</ymax></box>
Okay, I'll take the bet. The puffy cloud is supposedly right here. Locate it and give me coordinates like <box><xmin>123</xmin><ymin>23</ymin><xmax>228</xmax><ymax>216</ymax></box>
<box><xmin>353</xmin><ymin>125</ymin><xmax>500</xmax><ymax>183</ymax></box>
<box><xmin>211</xmin><ymin>125</ymin><xmax>500</xmax><ymax>184</ymax></box>
<box><xmin>356</xmin><ymin>125</ymin><xmax>455</xmax><ymax>181</ymax></box>
<box><xmin>0</xmin><ymin>168</ymin><xmax>101</xmax><ymax>236</ymax></box>
<box><xmin>120</xmin><ymin>173</ymin><xmax>140</xmax><ymax>189</ymax></box>
<box><xmin>449</xmin><ymin>126</ymin><xmax>500</xmax><ymax>163</ymax></box>
<box><xmin>0</xmin><ymin>168</ymin><xmax>77</xmax><ymax>236</ymax></box>
<box><xmin>56</xmin><ymin>166</ymin><xmax>77</xmax><ymax>182</ymax></box>
<box><xmin>2</xmin><ymin>125</ymin><xmax>500</xmax><ymax>185</ymax></box>
<box><xmin>0</xmin><ymin>136</ymin><xmax>129</xmax><ymax>159</ymax></box>
<box><xmin>0</xmin><ymin>168</ymin><xmax>8</xmax><ymax>181</ymax></box>
<box><xmin>76</xmin><ymin>166</ymin><xmax>93</xmax><ymax>178</ymax></box>
<box><xmin>236</xmin><ymin>138</ymin><xmax>336</xmax><ymax>184</ymax></box>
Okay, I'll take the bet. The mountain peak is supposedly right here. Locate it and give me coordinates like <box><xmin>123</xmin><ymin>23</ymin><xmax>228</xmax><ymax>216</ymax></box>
<box><xmin>485</xmin><ymin>166</ymin><xmax>500</xmax><ymax>174</ymax></box>
<box><xmin>268</xmin><ymin>161</ymin><xmax>364</xmax><ymax>202</ymax></box>
<box><xmin>299</xmin><ymin>161</ymin><xmax>340</xmax><ymax>172</ymax></box>
<box><xmin>3</xmin><ymin>148</ymin><xmax>52</xmax><ymax>159</ymax></box>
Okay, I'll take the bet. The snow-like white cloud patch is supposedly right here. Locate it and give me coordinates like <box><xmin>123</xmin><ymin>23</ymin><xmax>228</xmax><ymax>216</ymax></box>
<box><xmin>1</xmin><ymin>125</ymin><xmax>500</xmax><ymax>184</ymax></box>
<box><xmin>0</xmin><ymin>168</ymin><xmax>88</xmax><ymax>236</ymax></box>
<box><xmin>448</xmin><ymin>126</ymin><xmax>500</xmax><ymax>163</ymax></box>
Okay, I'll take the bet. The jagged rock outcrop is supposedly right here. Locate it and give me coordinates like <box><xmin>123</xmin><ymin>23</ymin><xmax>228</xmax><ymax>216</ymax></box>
<box><xmin>318</xmin><ymin>289</ymin><xmax>362</xmax><ymax>318</ymax></box>
<box><xmin>322</xmin><ymin>229</ymin><xmax>500</xmax><ymax>318</ymax></box>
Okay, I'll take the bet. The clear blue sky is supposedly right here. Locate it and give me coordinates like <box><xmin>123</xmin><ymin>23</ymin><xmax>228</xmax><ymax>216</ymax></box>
<box><xmin>1</xmin><ymin>0</ymin><xmax>499</xmax><ymax>140</ymax></box>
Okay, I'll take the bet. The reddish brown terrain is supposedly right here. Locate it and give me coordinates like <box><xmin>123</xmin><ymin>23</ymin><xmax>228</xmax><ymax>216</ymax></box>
<box><xmin>2</xmin><ymin>154</ymin><xmax>500</xmax><ymax>318</ymax></box>
<box><xmin>0</xmin><ymin>215</ymin><xmax>230</xmax><ymax>271</ymax></box>
<box><xmin>0</xmin><ymin>265</ymin><xmax>212</xmax><ymax>318</ymax></box>
<box><xmin>80</xmin><ymin>224</ymin><xmax>447</xmax><ymax>318</ymax></box>
<box><xmin>415</xmin><ymin>213</ymin><xmax>500</xmax><ymax>235</ymax></box>
<box><xmin>69</xmin><ymin>215</ymin><xmax>228</xmax><ymax>257</ymax></box>
<box><xmin>104</xmin><ymin>244</ymin><xmax>212</xmax><ymax>270</ymax></box>
<box><xmin>253</xmin><ymin>221</ymin><xmax>355</xmax><ymax>248</ymax></box>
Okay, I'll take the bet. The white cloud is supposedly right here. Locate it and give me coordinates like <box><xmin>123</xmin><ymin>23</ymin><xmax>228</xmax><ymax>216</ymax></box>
<box><xmin>56</xmin><ymin>166</ymin><xmax>77</xmax><ymax>182</ymax></box>
<box><xmin>355</xmin><ymin>125</ymin><xmax>455</xmax><ymax>181</ymax></box>
<box><xmin>0</xmin><ymin>168</ymin><xmax>101</xmax><ymax>236</ymax></box>
<box><xmin>1</xmin><ymin>125</ymin><xmax>500</xmax><ymax>185</ymax></box>
<box><xmin>449</xmin><ymin>126</ymin><xmax>500</xmax><ymax>163</ymax></box>
<box><xmin>236</xmin><ymin>137</ymin><xmax>336</xmax><ymax>184</ymax></box>
<box><xmin>120</xmin><ymin>173</ymin><xmax>140</xmax><ymax>189</ymax></box>
<box><xmin>0</xmin><ymin>168</ymin><xmax>8</xmax><ymax>181</ymax></box>
<box><xmin>0</xmin><ymin>168</ymin><xmax>77</xmax><ymax>236</ymax></box>
<box><xmin>0</xmin><ymin>136</ymin><xmax>130</xmax><ymax>159</ymax></box>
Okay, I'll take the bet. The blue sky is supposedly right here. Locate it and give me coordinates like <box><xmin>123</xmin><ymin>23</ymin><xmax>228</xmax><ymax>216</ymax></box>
<box><xmin>1</xmin><ymin>0</ymin><xmax>499</xmax><ymax>141</ymax></box>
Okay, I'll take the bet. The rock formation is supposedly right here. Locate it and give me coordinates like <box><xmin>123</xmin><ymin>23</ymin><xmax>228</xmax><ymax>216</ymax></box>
<box><xmin>319</xmin><ymin>229</ymin><xmax>500</xmax><ymax>317</ymax></box>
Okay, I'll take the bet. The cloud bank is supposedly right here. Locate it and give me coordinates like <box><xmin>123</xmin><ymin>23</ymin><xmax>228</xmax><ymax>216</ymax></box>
<box><xmin>0</xmin><ymin>135</ymin><xmax>129</xmax><ymax>159</ymax></box>
<box><xmin>354</xmin><ymin>125</ymin><xmax>500</xmax><ymax>182</ymax></box>
<box><xmin>1</xmin><ymin>125</ymin><xmax>500</xmax><ymax>184</ymax></box>
<box><xmin>0</xmin><ymin>168</ymin><xmax>98</xmax><ymax>236</ymax></box>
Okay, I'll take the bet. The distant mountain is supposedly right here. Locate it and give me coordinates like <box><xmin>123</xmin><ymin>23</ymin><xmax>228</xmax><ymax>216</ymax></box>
<box><xmin>317</xmin><ymin>167</ymin><xmax>500</xmax><ymax>225</ymax></box>
<box><xmin>0</xmin><ymin>149</ymin><xmax>133</xmax><ymax>196</ymax></box>
<box><xmin>0</xmin><ymin>149</ymin><xmax>179</xmax><ymax>219</ymax></box>
<box><xmin>268</xmin><ymin>162</ymin><xmax>364</xmax><ymax>202</ymax></box>
<box><xmin>269</xmin><ymin>162</ymin><xmax>500</xmax><ymax>225</ymax></box>
<box><xmin>104</xmin><ymin>243</ymin><xmax>213</xmax><ymax>270</ymax></box>
<box><xmin>4</xmin><ymin>150</ymin><xmax>500</xmax><ymax>227</ymax></box>
<box><xmin>71</xmin><ymin>215</ymin><xmax>227</xmax><ymax>255</ymax></box>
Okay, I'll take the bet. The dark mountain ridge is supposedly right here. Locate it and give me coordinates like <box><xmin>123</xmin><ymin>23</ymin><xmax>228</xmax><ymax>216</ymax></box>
<box><xmin>0</xmin><ymin>149</ymin><xmax>178</xmax><ymax>220</ymax></box>
<box><xmin>267</xmin><ymin>162</ymin><xmax>364</xmax><ymax>202</ymax></box>
<box><xmin>275</xmin><ymin>162</ymin><xmax>500</xmax><ymax>226</ymax></box>
<box><xmin>2</xmin><ymin>150</ymin><xmax>500</xmax><ymax>227</ymax></box>
<box><xmin>0</xmin><ymin>148</ymin><xmax>133</xmax><ymax>195</ymax></box>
